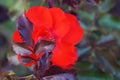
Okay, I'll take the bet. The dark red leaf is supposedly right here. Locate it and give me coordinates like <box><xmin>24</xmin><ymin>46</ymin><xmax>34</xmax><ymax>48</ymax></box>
<box><xmin>20</xmin><ymin>56</ymin><xmax>34</xmax><ymax>65</ymax></box>
<box><xmin>40</xmin><ymin>52</ymin><xmax>52</xmax><ymax>76</ymax></box>
<box><xmin>17</xmin><ymin>13</ymin><xmax>33</xmax><ymax>46</ymax></box>
<box><xmin>43</xmin><ymin>66</ymin><xmax>76</xmax><ymax>76</ymax></box>
<box><xmin>33</xmin><ymin>52</ymin><xmax>52</xmax><ymax>77</ymax></box>
<box><xmin>43</xmin><ymin>66</ymin><xmax>66</xmax><ymax>76</ymax></box>
<box><xmin>62</xmin><ymin>0</ymin><xmax>81</xmax><ymax>9</ymax></box>
<box><xmin>42</xmin><ymin>73</ymin><xmax>76</xmax><ymax>80</ymax></box>
<box><xmin>33</xmin><ymin>40</ymin><xmax>55</xmax><ymax>77</ymax></box>
<box><xmin>48</xmin><ymin>0</ymin><xmax>57</xmax><ymax>8</ymax></box>
<box><xmin>12</xmin><ymin>43</ymin><xmax>32</xmax><ymax>56</ymax></box>
<box><xmin>34</xmin><ymin>40</ymin><xmax>55</xmax><ymax>55</ymax></box>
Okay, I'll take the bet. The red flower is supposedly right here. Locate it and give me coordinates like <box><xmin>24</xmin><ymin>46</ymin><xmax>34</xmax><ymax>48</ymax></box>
<box><xmin>13</xmin><ymin>6</ymin><xmax>84</xmax><ymax>69</ymax></box>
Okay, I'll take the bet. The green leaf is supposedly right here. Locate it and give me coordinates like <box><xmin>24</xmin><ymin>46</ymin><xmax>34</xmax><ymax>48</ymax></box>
<box><xmin>0</xmin><ymin>20</ymin><xmax>16</xmax><ymax>39</ymax></box>
<box><xmin>98</xmin><ymin>0</ymin><xmax>115</xmax><ymax>13</ymax></box>
<box><xmin>12</xmin><ymin>65</ymin><xmax>31</xmax><ymax>76</ymax></box>
<box><xmin>77</xmin><ymin>76</ymin><xmax>114</xmax><ymax>80</ymax></box>
<box><xmin>99</xmin><ymin>14</ymin><xmax>120</xmax><ymax>30</ymax></box>
<box><xmin>79</xmin><ymin>11</ymin><xmax>96</xmax><ymax>25</ymax></box>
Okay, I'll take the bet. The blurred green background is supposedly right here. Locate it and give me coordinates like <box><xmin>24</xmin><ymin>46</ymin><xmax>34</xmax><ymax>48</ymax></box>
<box><xmin>0</xmin><ymin>0</ymin><xmax>120</xmax><ymax>80</ymax></box>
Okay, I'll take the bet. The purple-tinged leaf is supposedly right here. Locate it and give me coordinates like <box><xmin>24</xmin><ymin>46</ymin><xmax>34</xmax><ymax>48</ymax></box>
<box><xmin>42</xmin><ymin>73</ymin><xmax>76</xmax><ymax>80</ymax></box>
<box><xmin>0</xmin><ymin>5</ymin><xmax>9</xmax><ymax>23</ymax></box>
<box><xmin>12</xmin><ymin>43</ymin><xmax>32</xmax><ymax>56</ymax></box>
<box><xmin>40</xmin><ymin>52</ymin><xmax>52</xmax><ymax>74</ymax></box>
<box><xmin>43</xmin><ymin>66</ymin><xmax>66</xmax><ymax>76</ymax></box>
<box><xmin>48</xmin><ymin>0</ymin><xmax>57</xmax><ymax>8</ymax></box>
<box><xmin>20</xmin><ymin>56</ymin><xmax>34</xmax><ymax>65</ymax></box>
<box><xmin>78</xmin><ymin>46</ymin><xmax>91</xmax><ymax>57</ymax></box>
<box><xmin>96</xmin><ymin>35</ymin><xmax>117</xmax><ymax>47</ymax></box>
<box><xmin>109</xmin><ymin>0</ymin><xmax>120</xmax><ymax>18</ymax></box>
<box><xmin>77</xmin><ymin>40</ymin><xmax>88</xmax><ymax>48</ymax></box>
<box><xmin>90</xmin><ymin>54</ymin><xmax>116</xmax><ymax>75</ymax></box>
<box><xmin>17</xmin><ymin>14</ymin><xmax>33</xmax><ymax>46</ymax></box>
<box><xmin>34</xmin><ymin>40</ymin><xmax>55</xmax><ymax>55</ymax></box>
<box><xmin>33</xmin><ymin>52</ymin><xmax>52</xmax><ymax>77</ymax></box>
<box><xmin>43</xmin><ymin>66</ymin><xmax>76</xmax><ymax>77</ymax></box>
<box><xmin>86</xmin><ymin>0</ymin><xmax>99</xmax><ymax>6</ymax></box>
<box><xmin>62</xmin><ymin>0</ymin><xmax>81</xmax><ymax>9</ymax></box>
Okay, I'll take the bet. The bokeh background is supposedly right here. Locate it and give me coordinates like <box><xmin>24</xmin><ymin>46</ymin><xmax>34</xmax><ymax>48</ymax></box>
<box><xmin>0</xmin><ymin>0</ymin><xmax>120</xmax><ymax>80</ymax></box>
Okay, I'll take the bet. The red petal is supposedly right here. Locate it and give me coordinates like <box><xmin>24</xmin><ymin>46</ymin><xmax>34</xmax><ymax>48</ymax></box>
<box><xmin>13</xmin><ymin>30</ymin><xmax>24</xmax><ymax>43</ymax></box>
<box><xmin>26</xmin><ymin>6</ymin><xmax>53</xmax><ymax>29</ymax></box>
<box><xmin>62</xmin><ymin>14</ymin><xmax>84</xmax><ymax>45</ymax></box>
<box><xmin>32</xmin><ymin>26</ymin><xmax>51</xmax><ymax>44</ymax></box>
<box><xmin>51</xmin><ymin>42</ymin><xmax>78</xmax><ymax>69</ymax></box>
<box><xmin>50</xmin><ymin>8</ymin><xmax>70</xmax><ymax>40</ymax></box>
